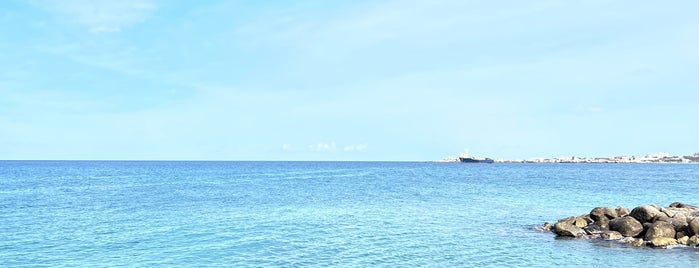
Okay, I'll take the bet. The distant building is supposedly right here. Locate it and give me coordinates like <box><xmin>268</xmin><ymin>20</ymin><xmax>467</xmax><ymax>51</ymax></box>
<box><xmin>645</xmin><ymin>152</ymin><xmax>670</xmax><ymax>159</ymax></box>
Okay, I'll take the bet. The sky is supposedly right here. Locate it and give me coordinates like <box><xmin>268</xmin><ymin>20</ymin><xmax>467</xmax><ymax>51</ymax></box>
<box><xmin>1</xmin><ymin>0</ymin><xmax>698</xmax><ymax>161</ymax></box>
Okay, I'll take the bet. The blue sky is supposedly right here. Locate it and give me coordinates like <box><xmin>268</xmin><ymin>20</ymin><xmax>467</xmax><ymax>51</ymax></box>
<box><xmin>1</xmin><ymin>0</ymin><xmax>698</xmax><ymax>160</ymax></box>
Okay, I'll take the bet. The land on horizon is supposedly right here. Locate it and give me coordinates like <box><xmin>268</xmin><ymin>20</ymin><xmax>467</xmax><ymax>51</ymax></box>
<box><xmin>442</xmin><ymin>152</ymin><xmax>699</xmax><ymax>164</ymax></box>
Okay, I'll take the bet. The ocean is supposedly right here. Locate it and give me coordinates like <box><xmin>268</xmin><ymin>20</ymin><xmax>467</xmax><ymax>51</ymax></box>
<box><xmin>1</xmin><ymin>161</ymin><xmax>699</xmax><ymax>267</ymax></box>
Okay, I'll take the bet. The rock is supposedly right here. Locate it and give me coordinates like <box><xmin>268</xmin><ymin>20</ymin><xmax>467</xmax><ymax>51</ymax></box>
<box><xmin>590</xmin><ymin>207</ymin><xmax>617</xmax><ymax>223</ymax></box>
<box><xmin>616</xmin><ymin>207</ymin><xmax>630</xmax><ymax>218</ymax></box>
<box><xmin>554</xmin><ymin>222</ymin><xmax>586</xmax><ymax>237</ymax></box>
<box><xmin>644</xmin><ymin>221</ymin><xmax>676</xmax><ymax>241</ymax></box>
<box><xmin>649</xmin><ymin>237</ymin><xmax>677</xmax><ymax>248</ymax></box>
<box><xmin>671</xmin><ymin>213</ymin><xmax>688</xmax><ymax>229</ymax></box>
<box><xmin>620</xmin><ymin>237</ymin><xmax>645</xmax><ymax>247</ymax></box>
<box><xmin>601</xmin><ymin>231</ymin><xmax>623</xmax><ymax>240</ymax></box>
<box><xmin>573</xmin><ymin>216</ymin><xmax>588</xmax><ymax>228</ymax></box>
<box><xmin>688</xmin><ymin>217</ymin><xmax>699</xmax><ymax>236</ymax></box>
<box><xmin>583</xmin><ymin>222</ymin><xmax>609</xmax><ymax>235</ymax></box>
<box><xmin>661</xmin><ymin>207</ymin><xmax>676</xmax><ymax>218</ymax></box>
<box><xmin>688</xmin><ymin>235</ymin><xmax>699</xmax><ymax>247</ymax></box>
<box><xmin>540</xmin><ymin>222</ymin><xmax>553</xmax><ymax>231</ymax></box>
<box><xmin>545</xmin><ymin>202</ymin><xmax>699</xmax><ymax>249</ymax></box>
<box><xmin>654</xmin><ymin>215</ymin><xmax>687</xmax><ymax>233</ymax></box>
<box><xmin>557</xmin><ymin>216</ymin><xmax>575</xmax><ymax>224</ymax></box>
<box><xmin>642</xmin><ymin>222</ymin><xmax>653</xmax><ymax>238</ymax></box>
<box><xmin>630</xmin><ymin>205</ymin><xmax>662</xmax><ymax>224</ymax></box>
<box><xmin>669</xmin><ymin>202</ymin><xmax>698</xmax><ymax>209</ymax></box>
<box><xmin>609</xmin><ymin>216</ymin><xmax>643</xmax><ymax>237</ymax></box>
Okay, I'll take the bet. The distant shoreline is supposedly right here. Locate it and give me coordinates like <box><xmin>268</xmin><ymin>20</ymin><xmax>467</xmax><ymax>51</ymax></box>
<box><xmin>441</xmin><ymin>153</ymin><xmax>699</xmax><ymax>164</ymax></box>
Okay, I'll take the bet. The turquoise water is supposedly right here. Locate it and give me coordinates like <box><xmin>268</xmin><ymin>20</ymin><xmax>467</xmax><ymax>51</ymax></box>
<box><xmin>1</xmin><ymin>161</ymin><xmax>699</xmax><ymax>267</ymax></box>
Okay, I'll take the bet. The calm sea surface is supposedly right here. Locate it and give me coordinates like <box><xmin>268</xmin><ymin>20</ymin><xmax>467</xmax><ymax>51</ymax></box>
<box><xmin>1</xmin><ymin>161</ymin><xmax>699</xmax><ymax>267</ymax></box>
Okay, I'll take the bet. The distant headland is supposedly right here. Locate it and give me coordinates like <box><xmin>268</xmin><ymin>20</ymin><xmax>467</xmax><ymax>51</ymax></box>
<box><xmin>441</xmin><ymin>152</ymin><xmax>699</xmax><ymax>164</ymax></box>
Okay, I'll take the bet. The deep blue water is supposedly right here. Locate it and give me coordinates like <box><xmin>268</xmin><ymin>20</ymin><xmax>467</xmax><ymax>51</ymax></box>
<box><xmin>1</xmin><ymin>161</ymin><xmax>699</xmax><ymax>267</ymax></box>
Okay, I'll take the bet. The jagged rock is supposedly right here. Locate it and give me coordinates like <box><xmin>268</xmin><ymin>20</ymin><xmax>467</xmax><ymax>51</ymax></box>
<box><xmin>609</xmin><ymin>216</ymin><xmax>643</xmax><ymax>237</ymax></box>
<box><xmin>584</xmin><ymin>222</ymin><xmax>609</xmax><ymax>235</ymax></box>
<box><xmin>677</xmin><ymin>236</ymin><xmax>689</xmax><ymax>245</ymax></box>
<box><xmin>688</xmin><ymin>217</ymin><xmax>699</xmax><ymax>236</ymax></box>
<box><xmin>650</xmin><ymin>237</ymin><xmax>678</xmax><ymax>248</ymax></box>
<box><xmin>645</xmin><ymin>221</ymin><xmax>676</xmax><ymax>241</ymax></box>
<box><xmin>630</xmin><ymin>205</ymin><xmax>662</xmax><ymax>224</ymax></box>
<box><xmin>601</xmin><ymin>231</ymin><xmax>623</xmax><ymax>240</ymax></box>
<box><xmin>676</xmin><ymin>231</ymin><xmax>688</xmax><ymax>239</ymax></box>
<box><xmin>553</xmin><ymin>222</ymin><xmax>586</xmax><ymax>237</ymax></box>
<box><xmin>590</xmin><ymin>207</ymin><xmax>617</xmax><ymax>223</ymax></box>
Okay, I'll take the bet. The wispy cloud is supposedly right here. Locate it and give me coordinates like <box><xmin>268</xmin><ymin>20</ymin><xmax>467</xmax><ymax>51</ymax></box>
<box><xmin>33</xmin><ymin>0</ymin><xmax>156</xmax><ymax>33</ymax></box>
<box><xmin>308</xmin><ymin>142</ymin><xmax>336</xmax><ymax>152</ymax></box>
<box><xmin>344</xmin><ymin>144</ymin><xmax>368</xmax><ymax>152</ymax></box>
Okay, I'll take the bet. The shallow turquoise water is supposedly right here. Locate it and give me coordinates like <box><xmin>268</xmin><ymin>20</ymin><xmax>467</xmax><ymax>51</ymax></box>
<box><xmin>1</xmin><ymin>161</ymin><xmax>699</xmax><ymax>267</ymax></box>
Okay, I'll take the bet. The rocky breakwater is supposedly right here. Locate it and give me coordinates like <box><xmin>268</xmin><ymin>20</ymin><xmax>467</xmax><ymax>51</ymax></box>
<box><xmin>540</xmin><ymin>202</ymin><xmax>699</xmax><ymax>248</ymax></box>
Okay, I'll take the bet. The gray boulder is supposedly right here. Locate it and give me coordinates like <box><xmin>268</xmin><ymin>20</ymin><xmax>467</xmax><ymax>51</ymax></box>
<box><xmin>630</xmin><ymin>205</ymin><xmax>661</xmax><ymax>224</ymax></box>
<box><xmin>609</xmin><ymin>216</ymin><xmax>643</xmax><ymax>237</ymax></box>
<box><xmin>583</xmin><ymin>222</ymin><xmax>609</xmax><ymax>235</ymax></box>
<box><xmin>688</xmin><ymin>235</ymin><xmax>699</xmax><ymax>247</ymax></box>
<box><xmin>688</xmin><ymin>217</ymin><xmax>699</xmax><ymax>236</ymax></box>
<box><xmin>645</xmin><ymin>221</ymin><xmax>676</xmax><ymax>241</ymax></box>
<box><xmin>658</xmin><ymin>216</ymin><xmax>688</xmax><ymax>233</ymax></box>
<box><xmin>601</xmin><ymin>231</ymin><xmax>623</xmax><ymax>240</ymax></box>
<box><xmin>553</xmin><ymin>222</ymin><xmax>586</xmax><ymax>237</ymax></box>
<box><xmin>590</xmin><ymin>207</ymin><xmax>617</xmax><ymax>223</ymax></box>
<box><xmin>669</xmin><ymin>202</ymin><xmax>698</xmax><ymax>209</ymax></box>
<box><xmin>616</xmin><ymin>207</ymin><xmax>630</xmax><ymax>218</ymax></box>
<box><xmin>649</xmin><ymin>237</ymin><xmax>677</xmax><ymax>248</ymax></box>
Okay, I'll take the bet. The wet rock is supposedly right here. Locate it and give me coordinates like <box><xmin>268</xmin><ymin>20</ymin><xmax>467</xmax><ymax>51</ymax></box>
<box><xmin>545</xmin><ymin>202</ymin><xmax>699</xmax><ymax>250</ymax></box>
<box><xmin>553</xmin><ymin>222</ymin><xmax>586</xmax><ymax>237</ymax></box>
<box><xmin>609</xmin><ymin>216</ymin><xmax>643</xmax><ymax>237</ymax></box>
<box><xmin>540</xmin><ymin>222</ymin><xmax>553</xmax><ymax>231</ymax></box>
<box><xmin>601</xmin><ymin>231</ymin><xmax>623</xmax><ymax>240</ymax></box>
<box><xmin>583</xmin><ymin>222</ymin><xmax>609</xmax><ymax>235</ymax></box>
<box><xmin>650</xmin><ymin>237</ymin><xmax>678</xmax><ymax>248</ymax></box>
<box><xmin>688</xmin><ymin>235</ymin><xmax>699</xmax><ymax>247</ymax></box>
<box><xmin>630</xmin><ymin>205</ymin><xmax>662</xmax><ymax>224</ymax></box>
<box><xmin>645</xmin><ymin>221</ymin><xmax>676</xmax><ymax>241</ymax></box>
<box><xmin>620</xmin><ymin>237</ymin><xmax>645</xmax><ymax>247</ymax></box>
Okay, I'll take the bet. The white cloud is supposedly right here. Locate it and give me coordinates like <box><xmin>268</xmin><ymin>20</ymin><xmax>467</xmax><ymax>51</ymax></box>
<box><xmin>282</xmin><ymin>144</ymin><xmax>293</xmax><ymax>151</ymax></box>
<box><xmin>34</xmin><ymin>0</ymin><xmax>156</xmax><ymax>33</ymax></box>
<box><xmin>308</xmin><ymin>142</ymin><xmax>336</xmax><ymax>152</ymax></box>
<box><xmin>344</xmin><ymin>144</ymin><xmax>368</xmax><ymax>152</ymax></box>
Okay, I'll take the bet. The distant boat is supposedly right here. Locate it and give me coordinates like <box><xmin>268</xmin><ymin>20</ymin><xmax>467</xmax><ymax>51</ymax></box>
<box><xmin>458</xmin><ymin>151</ymin><xmax>494</xmax><ymax>164</ymax></box>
